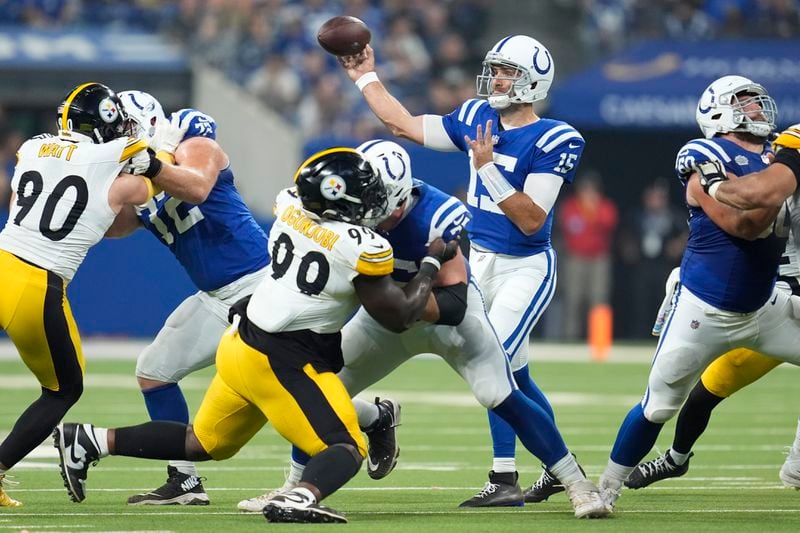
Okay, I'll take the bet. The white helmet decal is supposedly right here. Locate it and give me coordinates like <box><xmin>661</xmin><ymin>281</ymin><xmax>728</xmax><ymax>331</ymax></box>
<box><xmin>696</xmin><ymin>75</ymin><xmax>777</xmax><ymax>139</ymax></box>
<box><xmin>477</xmin><ymin>35</ymin><xmax>555</xmax><ymax>109</ymax></box>
<box><xmin>357</xmin><ymin>139</ymin><xmax>414</xmax><ymax>214</ymax></box>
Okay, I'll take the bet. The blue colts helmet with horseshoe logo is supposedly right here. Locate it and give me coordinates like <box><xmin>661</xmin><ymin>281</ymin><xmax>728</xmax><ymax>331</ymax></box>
<box><xmin>476</xmin><ymin>35</ymin><xmax>554</xmax><ymax>109</ymax></box>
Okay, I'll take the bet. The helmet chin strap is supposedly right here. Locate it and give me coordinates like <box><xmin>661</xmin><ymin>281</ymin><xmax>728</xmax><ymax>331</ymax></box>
<box><xmin>488</xmin><ymin>94</ymin><xmax>511</xmax><ymax>109</ymax></box>
<box><xmin>746</xmin><ymin>123</ymin><xmax>773</xmax><ymax>138</ymax></box>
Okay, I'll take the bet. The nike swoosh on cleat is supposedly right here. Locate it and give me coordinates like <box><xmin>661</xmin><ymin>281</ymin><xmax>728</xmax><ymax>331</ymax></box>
<box><xmin>68</xmin><ymin>431</ymin><xmax>84</xmax><ymax>467</ymax></box>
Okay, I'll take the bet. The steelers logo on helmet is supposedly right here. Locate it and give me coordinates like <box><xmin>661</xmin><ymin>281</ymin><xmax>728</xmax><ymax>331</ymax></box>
<box><xmin>98</xmin><ymin>97</ymin><xmax>120</xmax><ymax>124</ymax></box>
<box><xmin>320</xmin><ymin>174</ymin><xmax>347</xmax><ymax>200</ymax></box>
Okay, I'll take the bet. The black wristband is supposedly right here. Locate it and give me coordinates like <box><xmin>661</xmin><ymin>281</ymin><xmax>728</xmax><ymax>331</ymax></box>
<box><xmin>774</xmin><ymin>149</ymin><xmax>800</xmax><ymax>188</ymax></box>
<box><xmin>142</xmin><ymin>149</ymin><xmax>163</xmax><ymax>179</ymax></box>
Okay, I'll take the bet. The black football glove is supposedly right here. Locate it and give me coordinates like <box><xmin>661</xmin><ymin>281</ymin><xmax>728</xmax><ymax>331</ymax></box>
<box><xmin>695</xmin><ymin>160</ymin><xmax>728</xmax><ymax>195</ymax></box>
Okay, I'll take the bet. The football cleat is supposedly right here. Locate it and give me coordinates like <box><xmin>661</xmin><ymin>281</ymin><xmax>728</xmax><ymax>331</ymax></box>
<box><xmin>625</xmin><ymin>450</ymin><xmax>693</xmax><ymax>489</ymax></box>
<box><xmin>127</xmin><ymin>466</ymin><xmax>210</xmax><ymax>505</ymax></box>
<box><xmin>262</xmin><ymin>488</ymin><xmax>346</xmax><ymax>524</ymax></box>
<box><xmin>524</xmin><ymin>466</ymin><xmax>563</xmax><ymax>503</ymax></box>
<box><xmin>779</xmin><ymin>446</ymin><xmax>800</xmax><ymax>489</ymax></box>
<box><xmin>599</xmin><ymin>475</ymin><xmax>622</xmax><ymax>512</ymax></box>
<box><xmin>0</xmin><ymin>474</ymin><xmax>22</xmax><ymax>507</ymax></box>
<box><xmin>524</xmin><ymin>457</ymin><xmax>585</xmax><ymax>503</ymax></box>
<box><xmin>237</xmin><ymin>481</ymin><xmax>298</xmax><ymax>512</ymax></box>
<box><xmin>458</xmin><ymin>470</ymin><xmax>524</xmax><ymax>507</ymax></box>
<box><xmin>53</xmin><ymin>423</ymin><xmax>102</xmax><ymax>503</ymax></box>
<box><xmin>365</xmin><ymin>397</ymin><xmax>401</xmax><ymax>480</ymax></box>
<box><xmin>566</xmin><ymin>480</ymin><xmax>610</xmax><ymax>519</ymax></box>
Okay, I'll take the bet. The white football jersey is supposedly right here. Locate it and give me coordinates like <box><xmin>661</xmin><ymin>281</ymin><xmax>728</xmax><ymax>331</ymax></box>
<box><xmin>780</xmin><ymin>195</ymin><xmax>800</xmax><ymax>280</ymax></box>
<box><xmin>247</xmin><ymin>188</ymin><xmax>394</xmax><ymax>334</ymax></box>
<box><xmin>0</xmin><ymin>134</ymin><xmax>146</xmax><ymax>281</ymax></box>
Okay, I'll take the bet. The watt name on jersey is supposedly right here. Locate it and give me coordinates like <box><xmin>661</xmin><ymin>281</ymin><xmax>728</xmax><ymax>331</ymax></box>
<box><xmin>246</xmin><ymin>188</ymin><xmax>393</xmax><ymax>335</ymax></box>
<box><xmin>441</xmin><ymin>99</ymin><xmax>584</xmax><ymax>256</ymax></box>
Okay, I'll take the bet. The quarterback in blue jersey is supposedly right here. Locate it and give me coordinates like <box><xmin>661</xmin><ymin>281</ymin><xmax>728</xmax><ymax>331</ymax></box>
<box><xmin>339</xmin><ymin>35</ymin><xmax>585</xmax><ymax>505</ymax></box>
<box><xmin>106</xmin><ymin>91</ymin><xmax>269</xmax><ymax>505</ymax></box>
<box><xmin>237</xmin><ymin>140</ymin><xmax>609</xmax><ymax>519</ymax></box>
<box><xmin>599</xmin><ymin>76</ymin><xmax>800</xmax><ymax>511</ymax></box>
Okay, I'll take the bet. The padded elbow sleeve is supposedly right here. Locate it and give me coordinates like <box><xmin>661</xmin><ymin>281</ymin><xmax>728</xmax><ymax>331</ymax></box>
<box><xmin>433</xmin><ymin>282</ymin><xmax>468</xmax><ymax>326</ymax></box>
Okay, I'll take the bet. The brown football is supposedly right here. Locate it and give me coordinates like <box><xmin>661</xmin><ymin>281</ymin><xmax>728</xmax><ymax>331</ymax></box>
<box><xmin>317</xmin><ymin>16</ymin><xmax>371</xmax><ymax>56</ymax></box>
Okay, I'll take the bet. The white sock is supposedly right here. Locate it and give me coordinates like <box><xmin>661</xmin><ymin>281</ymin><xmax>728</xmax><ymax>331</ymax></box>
<box><xmin>669</xmin><ymin>449</ymin><xmax>691</xmax><ymax>466</ymax></box>
<box><xmin>792</xmin><ymin>417</ymin><xmax>800</xmax><ymax>452</ymax></box>
<box><xmin>601</xmin><ymin>459</ymin><xmax>634</xmax><ymax>488</ymax></box>
<box><xmin>292</xmin><ymin>486</ymin><xmax>316</xmax><ymax>503</ymax></box>
<box><xmin>548</xmin><ymin>452</ymin><xmax>584</xmax><ymax>485</ymax></box>
<box><xmin>286</xmin><ymin>459</ymin><xmax>305</xmax><ymax>485</ymax></box>
<box><xmin>492</xmin><ymin>457</ymin><xmax>516</xmax><ymax>474</ymax></box>
<box><xmin>93</xmin><ymin>427</ymin><xmax>110</xmax><ymax>457</ymax></box>
<box><xmin>169</xmin><ymin>460</ymin><xmax>198</xmax><ymax>477</ymax></box>
<box><xmin>354</xmin><ymin>397</ymin><xmax>380</xmax><ymax>429</ymax></box>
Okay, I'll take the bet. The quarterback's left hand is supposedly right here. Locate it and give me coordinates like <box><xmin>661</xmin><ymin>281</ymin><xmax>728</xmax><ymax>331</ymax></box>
<box><xmin>695</xmin><ymin>160</ymin><xmax>728</xmax><ymax>195</ymax></box>
<box><xmin>773</xmin><ymin>124</ymin><xmax>800</xmax><ymax>153</ymax></box>
<box><xmin>150</xmin><ymin>114</ymin><xmax>187</xmax><ymax>154</ymax></box>
<box><xmin>465</xmin><ymin>120</ymin><xmax>495</xmax><ymax>169</ymax></box>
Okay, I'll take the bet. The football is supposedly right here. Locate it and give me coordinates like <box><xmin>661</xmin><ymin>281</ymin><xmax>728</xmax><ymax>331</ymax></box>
<box><xmin>317</xmin><ymin>16</ymin><xmax>371</xmax><ymax>56</ymax></box>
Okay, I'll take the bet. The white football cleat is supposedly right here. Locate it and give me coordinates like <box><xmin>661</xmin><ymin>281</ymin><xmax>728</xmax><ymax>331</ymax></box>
<box><xmin>599</xmin><ymin>475</ymin><xmax>622</xmax><ymax>512</ymax></box>
<box><xmin>565</xmin><ymin>480</ymin><xmax>610</xmax><ymax>518</ymax></box>
<box><xmin>779</xmin><ymin>446</ymin><xmax>800</xmax><ymax>489</ymax></box>
<box><xmin>237</xmin><ymin>481</ymin><xmax>298</xmax><ymax>512</ymax></box>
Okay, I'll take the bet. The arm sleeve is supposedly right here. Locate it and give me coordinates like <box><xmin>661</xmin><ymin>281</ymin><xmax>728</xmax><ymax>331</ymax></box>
<box><xmin>522</xmin><ymin>173</ymin><xmax>565</xmax><ymax>215</ymax></box>
<box><xmin>423</xmin><ymin>114</ymin><xmax>460</xmax><ymax>152</ymax></box>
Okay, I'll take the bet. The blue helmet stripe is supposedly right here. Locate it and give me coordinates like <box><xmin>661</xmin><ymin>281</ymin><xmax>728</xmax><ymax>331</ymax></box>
<box><xmin>359</xmin><ymin>139</ymin><xmax>384</xmax><ymax>153</ymax></box>
<box><xmin>128</xmin><ymin>93</ymin><xmax>146</xmax><ymax>111</ymax></box>
<box><xmin>494</xmin><ymin>35</ymin><xmax>516</xmax><ymax>53</ymax></box>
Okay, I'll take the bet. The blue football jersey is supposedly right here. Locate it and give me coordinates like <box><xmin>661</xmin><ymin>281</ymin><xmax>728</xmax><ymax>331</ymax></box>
<box><xmin>675</xmin><ymin>137</ymin><xmax>784</xmax><ymax>312</ymax></box>
<box><xmin>137</xmin><ymin>109</ymin><xmax>268</xmax><ymax>291</ymax></box>
<box><xmin>441</xmin><ymin>99</ymin><xmax>584</xmax><ymax>256</ymax></box>
<box><xmin>385</xmin><ymin>179</ymin><xmax>470</xmax><ymax>283</ymax></box>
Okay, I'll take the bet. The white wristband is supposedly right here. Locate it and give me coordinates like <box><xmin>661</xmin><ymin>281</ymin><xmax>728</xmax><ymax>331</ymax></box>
<box><xmin>708</xmin><ymin>181</ymin><xmax>721</xmax><ymax>200</ymax></box>
<box><xmin>420</xmin><ymin>256</ymin><xmax>441</xmax><ymax>271</ymax></box>
<box><xmin>477</xmin><ymin>162</ymin><xmax>516</xmax><ymax>203</ymax></box>
<box><xmin>355</xmin><ymin>72</ymin><xmax>379</xmax><ymax>92</ymax></box>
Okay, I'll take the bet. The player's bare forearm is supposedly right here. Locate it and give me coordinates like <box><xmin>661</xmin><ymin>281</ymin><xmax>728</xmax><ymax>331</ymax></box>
<box><xmin>715</xmin><ymin>164</ymin><xmax>797</xmax><ymax>210</ymax></box>
<box><xmin>106</xmin><ymin>204</ymin><xmax>142</xmax><ymax>238</ymax></box>
<box><xmin>498</xmin><ymin>193</ymin><xmax>547</xmax><ymax>236</ymax></box>
<box><xmin>355</xmin><ymin>266</ymin><xmax>438</xmax><ymax>332</ymax></box>
<box><xmin>361</xmin><ymin>83</ymin><xmax>424</xmax><ymax>144</ymax></box>
<box><xmin>152</xmin><ymin>137</ymin><xmax>225</xmax><ymax>204</ymax></box>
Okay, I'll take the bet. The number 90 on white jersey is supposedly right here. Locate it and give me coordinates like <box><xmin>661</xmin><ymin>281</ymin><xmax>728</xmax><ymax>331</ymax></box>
<box><xmin>0</xmin><ymin>135</ymin><xmax>143</xmax><ymax>281</ymax></box>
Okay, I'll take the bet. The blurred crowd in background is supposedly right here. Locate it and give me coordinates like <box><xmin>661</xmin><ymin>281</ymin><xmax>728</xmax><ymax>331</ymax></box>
<box><xmin>1</xmin><ymin>0</ymin><xmax>798</xmax><ymax>140</ymax></box>
<box><xmin>1</xmin><ymin>0</ymin><xmax>796</xmax><ymax>339</ymax></box>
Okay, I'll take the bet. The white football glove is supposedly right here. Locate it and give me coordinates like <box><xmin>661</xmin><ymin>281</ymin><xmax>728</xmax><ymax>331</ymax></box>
<box><xmin>150</xmin><ymin>114</ymin><xmax>187</xmax><ymax>154</ymax></box>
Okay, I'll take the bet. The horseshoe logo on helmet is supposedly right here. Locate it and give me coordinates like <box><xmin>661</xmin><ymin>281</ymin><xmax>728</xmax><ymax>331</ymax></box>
<box><xmin>698</xmin><ymin>87</ymin><xmax>715</xmax><ymax>114</ymax></box>
<box><xmin>380</xmin><ymin>151</ymin><xmax>407</xmax><ymax>181</ymax></box>
<box><xmin>532</xmin><ymin>46</ymin><xmax>552</xmax><ymax>75</ymax></box>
